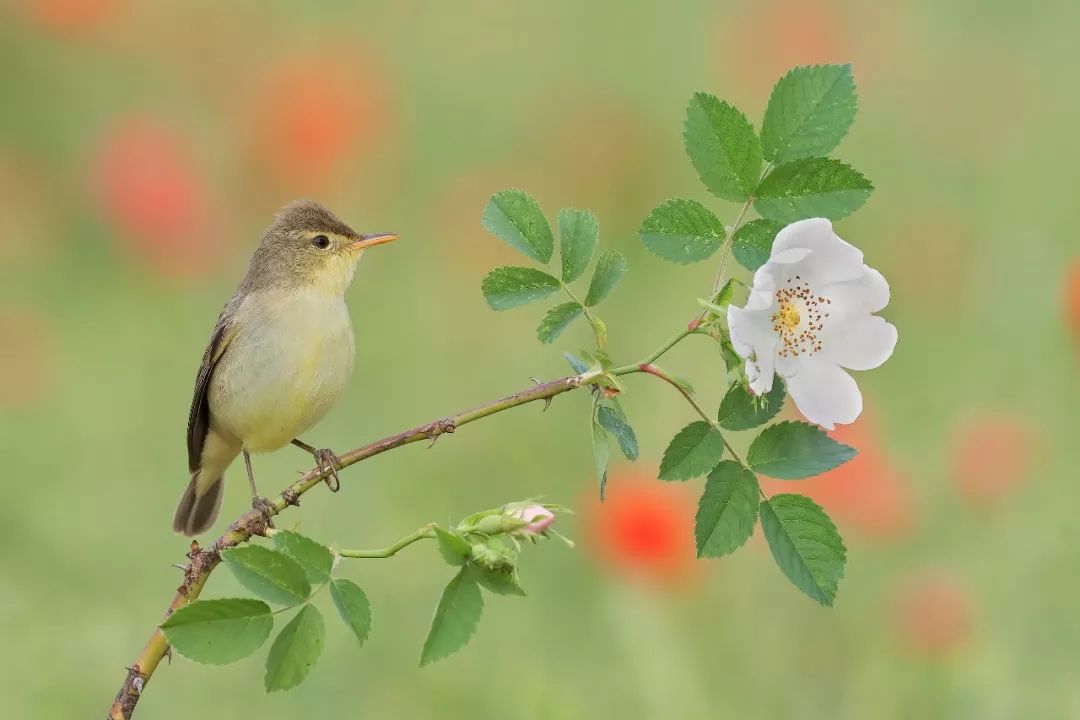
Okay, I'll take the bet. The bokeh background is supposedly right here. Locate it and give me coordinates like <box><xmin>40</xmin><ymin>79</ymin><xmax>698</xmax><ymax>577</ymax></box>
<box><xmin>2</xmin><ymin>1</ymin><xmax>1078</xmax><ymax>718</ymax></box>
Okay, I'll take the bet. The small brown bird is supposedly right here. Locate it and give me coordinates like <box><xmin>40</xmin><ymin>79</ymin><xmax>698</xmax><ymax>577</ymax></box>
<box><xmin>174</xmin><ymin>200</ymin><xmax>398</xmax><ymax>535</ymax></box>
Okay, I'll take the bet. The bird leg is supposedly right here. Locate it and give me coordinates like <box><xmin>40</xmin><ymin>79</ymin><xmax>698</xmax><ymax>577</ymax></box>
<box><xmin>291</xmin><ymin>438</ymin><xmax>342</xmax><ymax>492</ymax></box>
<box><xmin>244</xmin><ymin>450</ymin><xmax>276</xmax><ymax>524</ymax></box>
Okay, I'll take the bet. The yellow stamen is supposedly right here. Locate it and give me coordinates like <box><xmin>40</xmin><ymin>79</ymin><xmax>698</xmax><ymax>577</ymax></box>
<box><xmin>778</xmin><ymin>302</ymin><xmax>800</xmax><ymax>330</ymax></box>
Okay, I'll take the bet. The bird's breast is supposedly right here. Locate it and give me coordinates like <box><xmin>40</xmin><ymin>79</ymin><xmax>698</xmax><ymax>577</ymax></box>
<box><xmin>210</xmin><ymin>290</ymin><xmax>356</xmax><ymax>452</ymax></box>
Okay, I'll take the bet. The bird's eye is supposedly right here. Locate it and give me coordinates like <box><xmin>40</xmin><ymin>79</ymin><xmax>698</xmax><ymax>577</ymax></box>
<box><xmin>312</xmin><ymin>234</ymin><xmax>331</xmax><ymax>249</ymax></box>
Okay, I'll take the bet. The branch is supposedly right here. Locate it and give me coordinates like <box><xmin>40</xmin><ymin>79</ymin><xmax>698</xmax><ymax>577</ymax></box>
<box><xmin>107</xmin><ymin>371</ymin><xmax>595</xmax><ymax>719</ymax></box>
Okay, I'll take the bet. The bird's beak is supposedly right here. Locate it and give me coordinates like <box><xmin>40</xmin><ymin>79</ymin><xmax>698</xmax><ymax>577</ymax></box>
<box><xmin>351</xmin><ymin>232</ymin><xmax>399</xmax><ymax>251</ymax></box>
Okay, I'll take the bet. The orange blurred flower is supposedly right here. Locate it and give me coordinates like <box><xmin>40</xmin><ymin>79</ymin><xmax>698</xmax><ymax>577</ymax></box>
<box><xmin>92</xmin><ymin>115</ymin><xmax>218</xmax><ymax>278</ymax></box>
<box><xmin>1066</xmin><ymin>260</ymin><xmax>1080</xmax><ymax>347</ymax></box>
<box><xmin>18</xmin><ymin>0</ymin><xmax>119</xmax><ymax>35</ymax></box>
<box><xmin>583</xmin><ymin>471</ymin><xmax>699</xmax><ymax>586</ymax></box>
<box><xmin>949</xmin><ymin>412</ymin><xmax>1033</xmax><ymax>507</ymax></box>
<box><xmin>761</xmin><ymin>410</ymin><xmax>913</xmax><ymax>542</ymax></box>
<box><xmin>246</xmin><ymin>54</ymin><xmax>390</xmax><ymax>191</ymax></box>
<box><xmin>0</xmin><ymin>308</ymin><xmax>53</xmax><ymax>409</ymax></box>
<box><xmin>892</xmin><ymin>571</ymin><xmax>973</xmax><ymax>659</ymax></box>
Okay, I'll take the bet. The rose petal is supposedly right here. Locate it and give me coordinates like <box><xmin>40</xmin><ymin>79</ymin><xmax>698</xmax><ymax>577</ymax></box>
<box><xmin>822</xmin><ymin>265</ymin><xmax>890</xmax><ymax>314</ymax></box>
<box><xmin>823</xmin><ymin>315</ymin><xmax>898</xmax><ymax>371</ymax></box>
<box><xmin>785</xmin><ymin>359</ymin><xmax>863</xmax><ymax>429</ymax></box>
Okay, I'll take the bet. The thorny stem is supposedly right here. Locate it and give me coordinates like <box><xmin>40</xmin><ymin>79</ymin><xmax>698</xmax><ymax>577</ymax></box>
<box><xmin>336</xmin><ymin>524</ymin><xmax>437</xmax><ymax>559</ymax></box>
<box><xmin>108</xmin><ymin>325</ymin><xmax>699</xmax><ymax>719</ymax></box>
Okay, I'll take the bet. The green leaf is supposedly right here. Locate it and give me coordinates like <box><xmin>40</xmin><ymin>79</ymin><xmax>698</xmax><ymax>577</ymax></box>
<box><xmin>221</xmin><ymin>545</ymin><xmax>311</xmax><ymax>606</ymax></box>
<box><xmin>271</xmin><ymin>531</ymin><xmax>332</xmax><ymax>586</ymax></box>
<box><xmin>694</xmin><ymin>461</ymin><xmax>760</xmax><ymax>558</ymax></box>
<box><xmin>329</xmin><ymin>578</ymin><xmax>372</xmax><ymax>646</ymax></box>
<box><xmin>476</xmin><ymin>565</ymin><xmax>527</xmax><ymax>597</ymax></box>
<box><xmin>760</xmin><ymin>494</ymin><xmax>846</xmax><ymax>606</ymax></box>
<box><xmin>481</xmin><ymin>189</ymin><xmax>553</xmax><ymax>263</ymax></box>
<box><xmin>264</xmin><ymin>604</ymin><xmax>325</xmax><ymax>692</ymax></box>
<box><xmin>761</xmin><ymin>64</ymin><xmax>857</xmax><ymax>164</ymax></box>
<box><xmin>584</xmin><ymin>249</ymin><xmax>627</xmax><ymax>306</ymax></box>
<box><xmin>434</xmin><ymin>527</ymin><xmax>472</xmax><ymax>566</ymax></box>
<box><xmin>717</xmin><ymin>379</ymin><xmax>786</xmax><ymax>431</ymax></box>
<box><xmin>638</xmin><ymin>198</ymin><xmax>725</xmax><ymax>264</ymax></box>
<box><xmin>592</xmin><ymin>416</ymin><xmax>610</xmax><ymax>500</ymax></box>
<box><xmin>596</xmin><ymin>405</ymin><xmax>639</xmax><ymax>461</ymax></box>
<box><xmin>420</xmin><ymin>566</ymin><xmax>484</xmax><ymax>666</ymax></box>
<box><xmin>160</xmin><ymin>598</ymin><xmax>273</xmax><ymax>665</ymax></box>
<box><xmin>754</xmin><ymin>157</ymin><xmax>872</xmax><ymax>223</ymax></box>
<box><xmin>731</xmin><ymin>219</ymin><xmax>784</xmax><ymax>272</ymax></box>
<box><xmin>747</xmin><ymin>421</ymin><xmax>856</xmax><ymax>479</ymax></box>
<box><xmin>481</xmin><ymin>266</ymin><xmax>561</xmax><ymax>310</ymax></box>
<box><xmin>721</xmin><ymin>338</ymin><xmax>742</xmax><ymax>374</ymax></box>
<box><xmin>684</xmin><ymin>92</ymin><xmax>762</xmax><ymax>200</ymax></box>
<box><xmin>658</xmin><ymin>421</ymin><xmax>726</xmax><ymax>481</ymax></box>
<box><xmin>564</xmin><ymin>352</ymin><xmax>591</xmax><ymax>374</ymax></box>
<box><xmin>558</xmin><ymin>208</ymin><xmax>599</xmax><ymax>282</ymax></box>
<box><xmin>536</xmin><ymin>302</ymin><xmax>583</xmax><ymax>343</ymax></box>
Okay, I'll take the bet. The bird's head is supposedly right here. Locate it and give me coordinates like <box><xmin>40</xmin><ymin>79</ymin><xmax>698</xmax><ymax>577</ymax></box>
<box><xmin>246</xmin><ymin>199</ymin><xmax>398</xmax><ymax>295</ymax></box>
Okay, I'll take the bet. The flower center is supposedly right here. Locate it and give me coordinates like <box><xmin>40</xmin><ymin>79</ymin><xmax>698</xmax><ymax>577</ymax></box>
<box><xmin>778</xmin><ymin>303</ymin><xmax>801</xmax><ymax>329</ymax></box>
<box><xmin>771</xmin><ymin>275</ymin><xmax>831</xmax><ymax>358</ymax></box>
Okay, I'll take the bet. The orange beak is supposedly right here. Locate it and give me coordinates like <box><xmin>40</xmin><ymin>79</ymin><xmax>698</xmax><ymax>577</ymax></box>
<box><xmin>351</xmin><ymin>232</ymin><xmax>399</xmax><ymax>250</ymax></box>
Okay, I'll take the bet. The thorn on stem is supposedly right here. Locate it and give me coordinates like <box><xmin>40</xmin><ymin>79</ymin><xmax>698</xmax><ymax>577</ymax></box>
<box><xmin>282</xmin><ymin>488</ymin><xmax>301</xmax><ymax>507</ymax></box>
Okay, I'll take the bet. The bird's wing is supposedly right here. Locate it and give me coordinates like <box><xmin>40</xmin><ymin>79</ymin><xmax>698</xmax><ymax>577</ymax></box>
<box><xmin>186</xmin><ymin>317</ymin><xmax>237</xmax><ymax>473</ymax></box>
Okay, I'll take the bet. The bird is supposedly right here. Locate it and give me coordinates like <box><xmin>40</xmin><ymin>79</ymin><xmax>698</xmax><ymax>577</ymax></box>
<box><xmin>173</xmin><ymin>200</ymin><xmax>398</xmax><ymax>536</ymax></box>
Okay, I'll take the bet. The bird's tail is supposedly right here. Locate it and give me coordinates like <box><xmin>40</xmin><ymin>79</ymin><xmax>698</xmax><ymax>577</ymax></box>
<box><xmin>173</xmin><ymin>472</ymin><xmax>224</xmax><ymax>536</ymax></box>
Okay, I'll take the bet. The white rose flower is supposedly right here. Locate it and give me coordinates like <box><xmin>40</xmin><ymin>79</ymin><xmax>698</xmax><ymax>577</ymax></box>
<box><xmin>726</xmin><ymin>218</ymin><xmax>897</xmax><ymax>430</ymax></box>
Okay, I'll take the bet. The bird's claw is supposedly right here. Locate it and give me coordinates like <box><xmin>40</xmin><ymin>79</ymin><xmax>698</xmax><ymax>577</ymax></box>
<box><xmin>312</xmin><ymin>449</ymin><xmax>342</xmax><ymax>492</ymax></box>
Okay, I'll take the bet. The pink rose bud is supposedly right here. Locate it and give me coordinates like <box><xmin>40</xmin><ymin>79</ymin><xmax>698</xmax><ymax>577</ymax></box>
<box><xmin>512</xmin><ymin>504</ymin><xmax>555</xmax><ymax>535</ymax></box>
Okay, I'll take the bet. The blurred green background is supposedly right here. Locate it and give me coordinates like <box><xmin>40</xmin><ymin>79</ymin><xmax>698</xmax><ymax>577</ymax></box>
<box><xmin>2</xmin><ymin>1</ymin><xmax>1079</xmax><ymax>718</ymax></box>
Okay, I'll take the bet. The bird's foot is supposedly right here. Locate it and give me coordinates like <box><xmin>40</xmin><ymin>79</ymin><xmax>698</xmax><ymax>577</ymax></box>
<box><xmin>251</xmin><ymin>495</ymin><xmax>276</xmax><ymax>528</ymax></box>
<box><xmin>312</xmin><ymin>448</ymin><xmax>342</xmax><ymax>492</ymax></box>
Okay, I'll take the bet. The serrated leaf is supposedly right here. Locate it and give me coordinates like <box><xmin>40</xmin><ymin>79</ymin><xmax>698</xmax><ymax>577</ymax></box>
<box><xmin>481</xmin><ymin>189</ymin><xmax>553</xmax><ymax>262</ymax></box>
<box><xmin>264</xmin><ymin>604</ymin><xmax>324</xmax><ymax>692</ymax></box>
<box><xmin>329</xmin><ymin>578</ymin><xmax>372</xmax><ymax>646</ymax></box>
<box><xmin>481</xmin><ymin>266</ymin><xmax>561</xmax><ymax>310</ymax></box>
<box><xmin>596</xmin><ymin>405</ymin><xmax>639</xmax><ymax>461</ymax></box>
<box><xmin>584</xmin><ymin>249</ymin><xmax>627</xmax><ymax>306</ymax></box>
<box><xmin>695</xmin><ymin>461</ymin><xmax>760</xmax><ymax>558</ymax></box>
<box><xmin>476</xmin><ymin>565</ymin><xmax>527</xmax><ymax>597</ymax></box>
<box><xmin>747</xmin><ymin>421</ymin><xmax>856</xmax><ymax>479</ymax></box>
<box><xmin>761</xmin><ymin>64</ymin><xmax>857</xmax><ymax>163</ymax></box>
<box><xmin>420</xmin><ymin>566</ymin><xmax>484</xmax><ymax>666</ymax></box>
<box><xmin>658</xmin><ymin>421</ymin><xmax>726</xmax><ymax>481</ymax></box>
<box><xmin>271</xmin><ymin>531</ymin><xmax>332</xmax><ymax>586</ymax></box>
<box><xmin>592</xmin><ymin>416</ymin><xmax>610</xmax><ymax>500</ymax></box>
<box><xmin>558</xmin><ymin>208</ymin><xmax>599</xmax><ymax>282</ymax></box>
<box><xmin>639</xmin><ymin>198</ymin><xmax>725</xmax><ymax>264</ymax></box>
<box><xmin>565</xmin><ymin>352</ymin><xmax>591</xmax><ymax>374</ymax></box>
<box><xmin>536</xmin><ymin>302</ymin><xmax>583</xmax><ymax>343</ymax></box>
<box><xmin>684</xmin><ymin>92</ymin><xmax>762</xmax><ymax>200</ymax></box>
<box><xmin>732</xmin><ymin>219</ymin><xmax>784</xmax><ymax>272</ymax></box>
<box><xmin>434</xmin><ymin>527</ymin><xmax>472</xmax><ymax>566</ymax></box>
<box><xmin>221</xmin><ymin>545</ymin><xmax>310</xmax><ymax>606</ymax></box>
<box><xmin>754</xmin><ymin>157</ymin><xmax>872</xmax><ymax>223</ymax></box>
<box><xmin>717</xmin><ymin>379</ymin><xmax>786</xmax><ymax>431</ymax></box>
<box><xmin>760</xmin><ymin>494</ymin><xmax>846</xmax><ymax>605</ymax></box>
<box><xmin>160</xmin><ymin>598</ymin><xmax>272</xmax><ymax>665</ymax></box>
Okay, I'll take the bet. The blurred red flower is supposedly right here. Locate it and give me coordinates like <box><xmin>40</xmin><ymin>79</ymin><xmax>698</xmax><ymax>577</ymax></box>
<box><xmin>892</xmin><ymin>571</ymin><xmax>973</xmax><ymax>659</ymax></box>
<box><xmin>760</xmin><ymin>411</ymin><xmax>913</xmax><ymax>542</ymax></box>
<box><xmin>92</xmin><ymin>115</ymin><xmax>218</xmax><ymax>278</ymax></box>
<box><xmin>0</xmin><ymin>308</ymin><xmax>53</xmax><ymax>409</ymax></box>
<box><xmin>583</xmin><ymin>471</ymin><xmax>699</xmax><ymax>586</ymax></box>
<box><xmin>18</xmin><ymin>0</ymin><xmax>118</xmax><ymax>35</ymax></box>
<box><xmin>949</xmin><ymin>413</ymin><xmax>1033</xmax><ymax>507</ymax></box>
<box><xmin>1066</xmin><ymin>260</ymin><xmax>1080</xmax><ymax>347</ymax></box>
<box><xmin>247</xmin><ymin>55</ymin><xmax>390</xmax><ymax>191</ymax></box>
